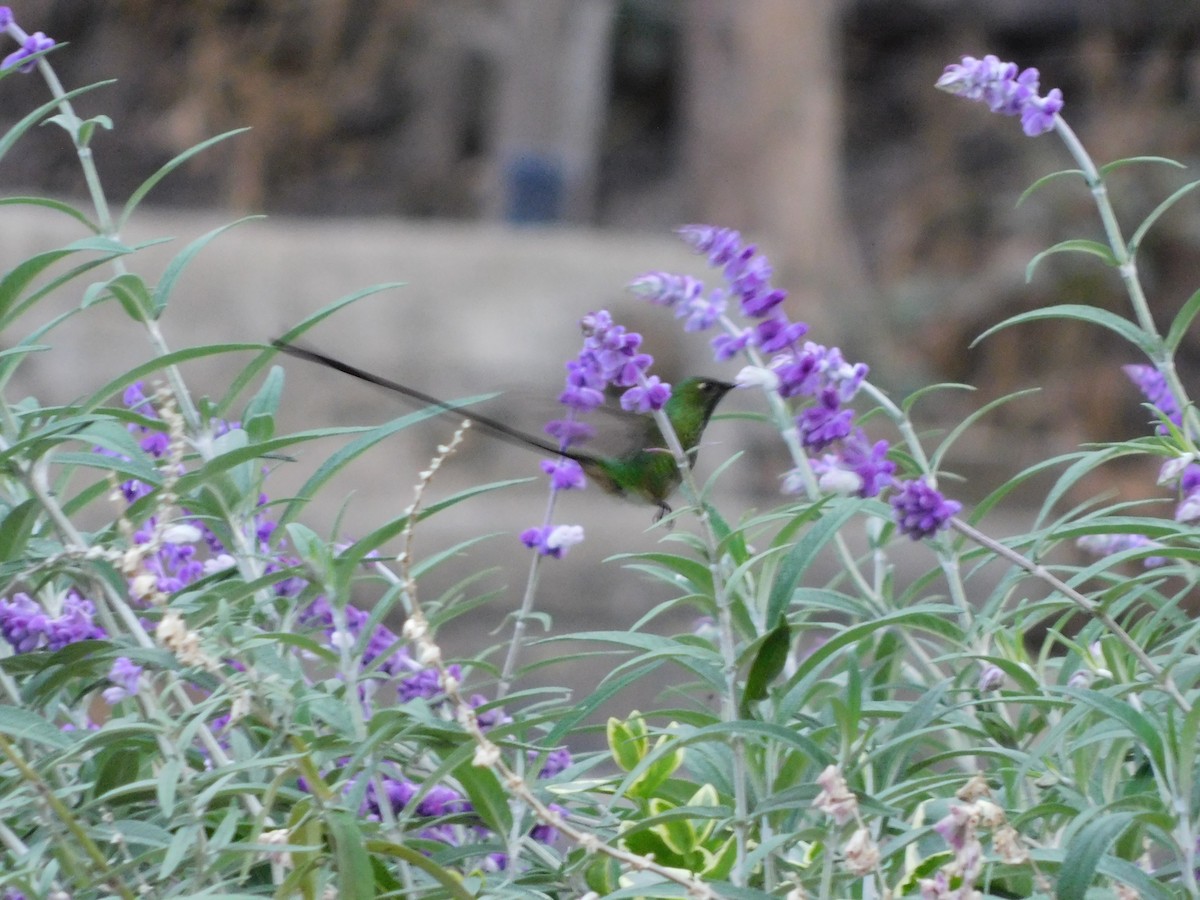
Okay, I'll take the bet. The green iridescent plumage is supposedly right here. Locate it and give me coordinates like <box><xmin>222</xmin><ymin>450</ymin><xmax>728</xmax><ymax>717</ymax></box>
<box><xmin>274</xmin><ymin>342</ymin><xmax>733</xmax><ymax>514</ymax></box>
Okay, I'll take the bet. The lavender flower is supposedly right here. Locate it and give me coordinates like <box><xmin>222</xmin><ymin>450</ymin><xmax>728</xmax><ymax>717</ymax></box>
<box><xmin>530</xmin><ymin>746</ymin><xmax>572</xmax><ymax>778</ymax></box>
<box><xmin>889</xmin><ymin>478</ymin><xmax>961</xmax><ymax>540</ymax></box>
<box><xmin>811</xmin><ymin>430</ymin><xmax>895</xmax><ymax>499</ymax></box>
<box><xmin>1123</xmin><ymin>363</ymin><xmax>1182</xmax><ymax>431</ymax></box>
<box><xmin>797</xmin><ymin>388</ymin><xmax>855</xmax><ymax>450</ymax></box>
<box><xmin>1076</xmin><ymin>532</ymin><xmax>1166</xmax><ymax>568</ymax></box>
<box><xmin>639</xmin><ymin>225</ymin><xmax>967</xmax><ymax>541</ymax></box>
<box><xmin>0</xmin><ymin>591</ymin><xmax>105</xmax><ymax>653</ymax></box>
<box><xmin>0</xmin><ymin>8</ymin><xmax>12</xmax><ymax>29</ymax></box>
<box><xmin>524</xmin><ymin>311</ymin><xmax>674</xmax><ymax>553</ymax></box>
<box><xmin>0</xmin><ymin>593</ymin><xmax>49</xmax><ymax>652</ymax></box>
<box><xmin>398</xmin><ymin>663</ymin><xmax>462</xmax><ymax>704</ymax></box>
<box><xmin>299</xmin><ymin>597</ymin><xmax>412</xmax><ymax>676</ymax></box>
<box><xmin>978</xmin><ymin>663</ymin><xmax>1004</xmax><ymax>692</ymax></box>
<box><xmin>102</xmin><ymin>657</ymin><xmax>145</xmax><ymax>704</ymax></box>
<box><xmin>1</xmin><ymin>30</ymin><xmax>53</xmax><ymax>73</ymax></box>
<box><xmin>936</xmin><ymin>54</ymin><xmax>1063</xmax><ymax>136</ymax></box>
<box><xmin>520</xmin><ymin>523</ymin><xmax>585</xmax><ymax>559</ymax></box>
<box><xmin>540</xmin><ymin>457</ymin><xmax>585</xmax><ymax>491</ymax></box>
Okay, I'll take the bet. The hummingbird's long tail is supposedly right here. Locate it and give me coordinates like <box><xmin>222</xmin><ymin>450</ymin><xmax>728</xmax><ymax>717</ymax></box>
<box><xmin>271</xmin><ymin>339</ymin><xmax>585</xmax><ymax>463</ymax></box>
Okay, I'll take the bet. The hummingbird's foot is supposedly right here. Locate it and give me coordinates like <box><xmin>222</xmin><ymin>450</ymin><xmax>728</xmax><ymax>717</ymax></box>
<box><xmin>653</xmin><ymin>501</ymin><xmax>672</xmax><ymax>525</ymax></box>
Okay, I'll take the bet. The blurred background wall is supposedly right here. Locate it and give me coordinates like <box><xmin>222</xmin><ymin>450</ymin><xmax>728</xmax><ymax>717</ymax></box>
<box><xmin>3</xmin><ymin>0</ymin><xmax>1200</xmax><ymax>707</ymax></box>
<box><xmin>6</xmin><ymin>1</ymin><xmax>1200</xmax><ymax>450</ymax></box>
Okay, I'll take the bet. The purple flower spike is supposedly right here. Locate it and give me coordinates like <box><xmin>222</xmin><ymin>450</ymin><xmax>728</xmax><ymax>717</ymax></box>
<box><xmin>1123</xmin><ymin>363</ymin><xmax>1182</xmax><ymax>431</ymax></box>
<box><xmin>2</xmin><ymin>30</ymin><xmax>54</xmax><ymax>73</ymax></box>
<box><xmin>0</xmin><ymin>8</ymin><xmax>12</xmax><ymax>29</ymax></box>
<box><xmin>936</xmin><ymin>54</ymin><xmax>1062</xmax><ymax>136</ymax></box>
<box><xmin>628</xmin><ymin>271</ymin><xmax>705</xmax><ymax>308</ymax></box>
<box><xmin>890</xmin><ymin>478</ymin><xmax>961</xmax><ymax>540</ymax></box>
<box><xmin>677</xmin><ymin>224</ymin><xmax>743</xmax><ymax>266</ymax></box>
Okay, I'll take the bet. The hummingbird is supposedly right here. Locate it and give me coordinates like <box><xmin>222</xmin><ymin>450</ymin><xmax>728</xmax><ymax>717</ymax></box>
<box><xmin>272</xmin><ymin>340</ymin><xmax>735</xmax><ymax>516</ymax></box>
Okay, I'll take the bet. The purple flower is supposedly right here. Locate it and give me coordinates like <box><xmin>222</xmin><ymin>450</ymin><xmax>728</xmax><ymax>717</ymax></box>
<box><xmin>398</xmin><ymin>664</ymin><xmax>461</xmax><ymax>704</ymax></box>
<box><xmin>45</xmin><ymin>592</ymin><xmax>106</xmax><ymax>649</ymax></box>
<box><xmin>619</xmin><ymin>375</ymin><xmax>671</xmax><ymax>413</ymax></box>
<box><xmin>936</xmin><ymin>55</ymin><xmax>1062</xmax><ymax>136</ymax></box>
<box><xmin>812</xmin><ymin>430</ymin><xmax>895</xmax><ymax>498</ymax></box>
<box><xmin>1021</xmin><ymin>89</ymin><xmax>1064</xmax><ymax>137</ymax></box>
<box><xmin>531</xmin><ymin>746</ymin><xmax>572</xmax><ymax>778</ymax></box>
<box><xmin>978</xmin><ymin>664</ymin><xmax>1004</xmax><ymax>692</ymax></box>
<box><xmin>890</xmin><ymin>478</ymin><xmax>961</xmax><ymax>540</ymax></box>
<box><xmin>544</xmin><ymin>417</ymin><xmax>594</xmax><ymax>447</ymax></box>
<box><xmin>776</xmin><ymin>342</ymin><xmax>867</xmax><ymax>401</ymax></box>
<box><xmin>417</xmin><ymin>784</ymin><xmax>468</xmax><ymax>817</ymax></box>
<box><xmin>0</xmin><ymin>593</ymin><xmax>49</xmax><ymax>652</ymax></box>
<box><xmin>531</xmin><ymin>802</ymin><xmax>566</xmax><ymax>844</ymax></box>
<box><xmin>0</xmin><ymin>591</ymin><xmax>106</xmax><ymax>653</ymax></box>
<box><xmin>0</xmin><ymin>8</ymin><xmax>13</xmax><ymax>29</ymax></box>
<box><xmin>520</xmin><ymin>524</ymin><xmax>585</xmax><ymax>558</ymax></box>
<box><xmin>712</xmin><ymin>327</ymin><xmax>753</xmax><ymax>361</ymax></box>
<box><xmin>1123</xmin><ymin>363</ymin><xmax>1182</xmax><ymax>431</ymax></box>
<box><xmin>540</xmin><ymin>457</ymin><xmax>586</xmax><ymax>490</ymax></box>
<box><xmin>797</xmin><ymin>389</ymin><xmax>854</xmax><ymax>450</ymax></box>
<box><xmin>755</xmin><ymin>315</ymin><xmax>808</xmax><ymax>354</ymax></box>
<box><xmin>1</xmin><ymin>30</ymin><xmax>53</xmax><ymax>73</ymax></box>
<box><xmin>932</xmin><ymin>804</ymin><xmax>971</xmax><ymax>851</ymax></box>
<box><xmin>677</xmin><ymin>224</ymin><xmax>743</xmax><ymax>265</ymax></box>
<box><xmin>1076</xmin><ymin>532</ymin><xmax>1166</xmax><ymax>568</ymax></box>
<box><xmin>470</xmin><ymin>694</ymin><xmax>510</xmax><ymax>729</ymax></box>
<box><xmin>102</xmin><ymin>657</ymin><xmax>144</xmax><ymax>704</ymax></box>
<box><xmin>299</xmin><ymin>597</ymin><xmax>412</xmax><ymax>675</ymax></box>
<box><xmin>677</xmin><ymin>288</ymin><xmax>726</xmax><ymax>332</ymax></box>
<box><xmin>628</xmin><ymin>271</ymin><xmax>705</xmax><ymax>308</ymax></box>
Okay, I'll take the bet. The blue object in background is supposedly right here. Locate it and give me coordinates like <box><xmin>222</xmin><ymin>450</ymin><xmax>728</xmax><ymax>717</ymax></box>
<box><xmin>504</xmin><ymin>153</ymin><xmax>564</xmax><ymax>223</ymax></box>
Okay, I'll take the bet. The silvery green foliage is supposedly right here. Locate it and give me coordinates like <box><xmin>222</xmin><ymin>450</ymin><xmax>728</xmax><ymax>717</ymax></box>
<box><xmin>2</xmin><ymin>18</ymin><xmax>1200</xmax><ymax>898</ymax></box>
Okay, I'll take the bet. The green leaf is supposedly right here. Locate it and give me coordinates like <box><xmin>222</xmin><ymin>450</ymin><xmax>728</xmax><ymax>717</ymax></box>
<box><xmin>1165</xmin><ymin>287</ymin><xmax>1200</xmax><ymax>353</ymax></box>
<box><xmin>453</xmin><ymin>759</ymin><xmax>512</xmax><ymax>834</ymax></box>
<box><xmin>325</xmin><ymin>811</ymin><xmax>373</xmax><ymax>900</ymax></box>
<box><xmin>0</xmin><ymin>80</ymin><xmax>115</xmax><ymax>165</ymax></box>
<box><xmin>971</xmin><ymin>303</ymin><xmax>1157</xmax><ymax>357</ymax></box>
<box><xmin>118</xmin><ymin>128</ymin><xmax>251</xmax><ymax>229</ymax></box>
<box><xmin>243</xmin><ymin>365</ymin><xmax>284</xmax><ymax>441</ymax></box>
<box><xmin>1015</xmin><ymin>167</ymin><xmax>1087</xmax><ymax>206</ymax></box>
<box><xmin>152</xmin><ymin>215</ymin><xmax>265</xmax><ymax>317</ymax></box>
<box><xmin>1129</xmin><ymin>179</ymin><xmax>1200</xmax><ymax>254</ymax></box>
<box><xmin>0</xmin><ymin>704</ymin><xmax>74</xmax><ymax>749</ymax></box>
<box><xmin>608</xmin><ymin>712</ymin><xmax>649</xmax><ymax>771</ymax></box>
<box><xmin>1056</xmin><ymin>811</ymin><xmax>1135</xmax><ymax>900</ymax></box>
<box><xmin>1099</xmin><ymin>155</ymin><xmax>1187</xmax><ymax>176</ymax></box>
<box><xmin>0</xmin><ymin>235</ymin><xmax>133</xmax><ymax>326</ymax></box>
<box><xmin>0</xmin><ymin>196</ymin><xmax>99</xmax><ymax>232</ymax></box>
<box><xmin>1026</xmin><ymin>239</ymin><xmax>1118</xmax><ymax>281</ymax></box>
<box><xmin>364</xmin><ymin>840</ymin><xmax>471</xmax><ymax>898</ymax></box>
<box><xmin>766</xmin><ymin>503</ymin><xmax>860</xmax><ymax>628</ymax></box>
<box><xmin>156</xmin><ymin>757</ymin><xmax>181</xmax><ymax>818</ymax></box>
<box><xmin>102</xmin><ymin>271</ymin><xmax>155</xmax><ymax>322</ymax></box>
<box><xmin>1057</xmin><ymin>686</ymin><xmax>1165</xmax><ymax>770</ymax></box>
<box><xmin>631</xmin><ymin>732</ymin><xmax>686</xmax><ymax>798</ymax></box>
<box><xmin>740</xmin><ymin>623</ymin><xmax>792</xmax><ymax>714</ymax></box>
<box><xmin>0</xmin><ymin>498</ymin><xmax>40</xmax><ymax>563</ymax></box>
<box><xmin>929</xmin><ymin>387</ymin><xmax>1041</xmax><ymax>472</ymax></box>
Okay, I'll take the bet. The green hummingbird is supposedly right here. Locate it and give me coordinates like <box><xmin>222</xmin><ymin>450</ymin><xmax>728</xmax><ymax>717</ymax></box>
<box><xmin>272</xmin><ymin>341</ymin><xmax>734</xmax><ymax>516</ymax></box>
